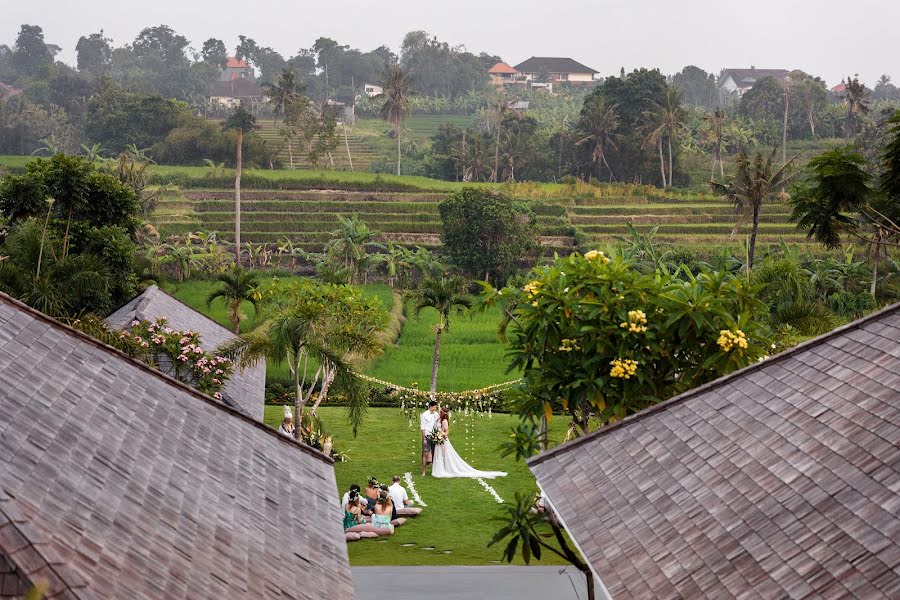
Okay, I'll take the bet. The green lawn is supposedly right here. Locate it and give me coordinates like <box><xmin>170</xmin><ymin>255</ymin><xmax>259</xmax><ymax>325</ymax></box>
<box><xmin>264</xmin><ymin>405</ymin><xmax>567</xmax><ymax>566</ymax></box>
<box><xmin>368</xmin><ymin>301</ymin><xmax>514</xmax><ymax>391</ymax></box>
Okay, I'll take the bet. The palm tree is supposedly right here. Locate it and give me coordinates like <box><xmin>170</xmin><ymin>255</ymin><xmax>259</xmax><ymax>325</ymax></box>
<box><xmin>711</xmin><ymin>147</ymin><xmax>794</xmax><ymax>271</ymax></box>
<box><xmin>704</xmin><ymin>108</ymin><xmax>726</xmax><ymax>182</ymax></box>
<box><xmin>379</xmin><ymin>64</ymin><xmax>411</xmax><ymax>176</ymax></box>
<box><xmin>642</xmin><ymin>111</ymin><xmax>669</xmax><ymax>187</ymax></box>
<box><xmin>412</xmin><ymin>275</ymin><xmax>472</xmax><ymax>394</ymax></box>
<box><xmin>575</xmin><ymin>96</ymin><xmax>619</xmax><ymax>181</ymax></box>
<box><xmin>222</xmin><ymin>107</ymin><xmax>256</xmax><ymax>266</ymax></box>
<box><xmin>206</xmin><ymin>266</ymin><xmax>260</xmax><ymax>334</ymax></box>
<box><xmin>264</xmin><ymin>67</ymin><xmax>302</xmax><ymax>125</ymax></box>
<box><xmin>324</xmin><ymin>215</ymin><xmax>380</xmax><ymax>284</ymax></box>
<box><xmin>843</xmin><ymin>75</ymin><xmax>870</xmax><ymax>142</ymax></box>
<box><xmin>660</xmin><ymin>88</ymin><xmax>686</xmax><ymax>186</ymax></box>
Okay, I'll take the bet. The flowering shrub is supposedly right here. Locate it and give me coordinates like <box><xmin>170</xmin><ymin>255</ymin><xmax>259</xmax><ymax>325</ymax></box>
<box><xmin>121</xmin><ymin>318</ymin><xmax>234</xmax><ymax>399</ymax></box>
<box><xmin>483</xmin><ymin>250</ymin><xmax>769</xmax><ymax>431</ymax></box>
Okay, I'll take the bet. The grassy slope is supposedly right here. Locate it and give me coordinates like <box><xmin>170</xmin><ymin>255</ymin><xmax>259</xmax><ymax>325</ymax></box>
<box><xmin>367</xmin><ymin>301</ymin><xmax>515</xmax><ymax>391</ymax></box>
<box><xmin>264</xmin><ymin>405</ymin><xmax>567</xmax><ymax>566</ymax></box>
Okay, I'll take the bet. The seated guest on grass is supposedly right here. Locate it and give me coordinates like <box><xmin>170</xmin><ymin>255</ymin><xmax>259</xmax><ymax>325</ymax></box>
<box><xmin>371</xmin><ymin>491</ymin><xmax>397</xmax><ymax>533</ymax></box>
<box><xmin>342</xmin><ymin>484</ymin><xmax>360</xmax><ymax>510</ymax></box>
<box><xmin>388</xmin><ymin>475</ymin><xmax>422</xmax><ymax>517</ymax></box>
<box><xmin>278</xmin><ymin>406</ymin><xmax>294</xmax><ymax>437</ymax></box>
<box><xmin>364</xmin><ymin>477</ymin><xmax>380</xmax><ymax>513</ymax></box>
<box><xmin>379</xmin><ymin>485</ymin><xmax>407</xmax><ymax>527</ymax></box>
<box><xmin>343</xmin><ymin>490</ymin><xmax>382</xmax><ymax>540</ymax></box>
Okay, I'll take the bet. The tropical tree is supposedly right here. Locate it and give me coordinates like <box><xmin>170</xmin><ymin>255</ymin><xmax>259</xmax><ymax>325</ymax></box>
<box><xmin>324</xmin><ymin>215</ymin><xmax>381</xmax><ymax>284</ymax></box>
<box><xmin>704</xmin><ymin>108</ymin><xmax>726</xmax><ymax>181</ymax></box>
<box><xmin>379</xmin><ymin>64</ymin><xmax>411</xmax><ymax>176</ymax></box>
<box><xmin>222</xmin><ymin>107</ymin><xmax>256</xmax><ymax>265</ymax></box>
<box><xmin>790</xmin><ymin>146</ymin><xmax>895</xmax><ymax>295</ymax></box>
<box><xmin>659</xmin><ymin>87</ymin><xmax>686</xmax><ymax>185</ymax></box>
<box><xmin>711</xmin><ymin>148</ymin><xmax>794</xmax><ymax>270</ymax></box>
<box><xmin>843</xmin><ymin>76</ymin><xmax>870</xmax><ymax>142</ymax></box>
<box><xmin>575</xmin><ymin>95</ymin><xmax>619</xmax><ymax>181</ymax></box>
<box><xmin>223</xmin><ymin>280</ymin><xmax>386</xmax><ymax>435</ymax></box>
<box><xmin>263</xmin><ymin>67</ymin><xmax>302</xmax><ymax>125</ymax></box>
<box><xmin>206</xmin><ymin>266</ymin><xmax>260</xmax><ymax>334</ymax></box>
<box><xmin>412</xmin><ymin>275</ymin><xmax>472</xmax><ymax>394</ymax></box>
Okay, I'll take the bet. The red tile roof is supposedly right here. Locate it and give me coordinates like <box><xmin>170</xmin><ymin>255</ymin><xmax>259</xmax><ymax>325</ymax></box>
<box><xmin>489</xmin><ymin>62</ymin><xmax>519</xmax><ymax>75</ymax></box>
<box><xmin>530</xmin><ymin>302</ymin><xmax>900</xmax><ymax>599</ymax></box>
<box><xmin>226</xmin><ymin>57</ymin><xmax>249</xmax><ymax>69</ymax></box>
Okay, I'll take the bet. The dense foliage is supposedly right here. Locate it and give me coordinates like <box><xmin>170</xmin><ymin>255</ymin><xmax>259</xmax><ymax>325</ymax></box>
<box><xmin>439</xmin><ymin>188</ymin><xmax>537</xmax><ymax>283</ymax></box>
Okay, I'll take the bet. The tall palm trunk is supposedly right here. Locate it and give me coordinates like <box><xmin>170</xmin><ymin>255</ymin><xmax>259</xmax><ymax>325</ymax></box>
<box><xmin>234</xmin><ymin>128</ymin><xmax>243</xmax><ymax>266</ymax></box>
<box><xmin>667</xmin><ymin>134</ymin><xmax>674</xmax><ymax>186</ymax></box>
<box><xmin>657</xmin><ymin>137</ymin><xmax>667</xmax><ymax>187</ymax></box>
<box><xmin>870</xmin><ymin>234</ymin><xmax>881</xmax><ymax>296</ymax></box>
<box><xmin>493</xmin><ymin>120</ymin><xmax>501</xmax><ymax>183</ymax></box>
<box><xmin>343</xmin><ymin>123</ymin><xmax>354</xmax><ymax>171</ymax></box>
<box><xmin>748</xmin><ymin>204</ymin><xmax>760</xmax><ymax>270</ymax></box>
<box><xmin>396</xmin><ymin>119</ymin><xmax>402</xmax><ymax>176</ymax></box>
<box><xmin>782</xmin><ymin>92</ymin><xmax>790</xmax><ymax>166</ymax></box>
<box><xmin>430</xmin><ymin>317</ymin><xmax>444</xmax><ymax>394</ymax></box>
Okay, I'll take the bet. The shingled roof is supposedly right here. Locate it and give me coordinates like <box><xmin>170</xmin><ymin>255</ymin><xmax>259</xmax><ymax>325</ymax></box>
<box><xmin>210</xmin><ymin>78</ymin><xmax>264</xmax><ymax>99</ymax></box>
<box><xmin>529</xmin><ymin>303</ymin><xmax>900</xmax><ymax>599</ymax></box>
<box><xmin>106</xmin><ymin>285</ymin><xmax>265</xmax><ymax>420</ymax></box>
<box><xmin>513</xmin><ymin>57</ymin><xmax>598</xmax><ymax>75</ymax></box>
<box><xmin>0</xmin><ymin>292</ymin><xmax>353</xmax><ymax>599</ymax></box>
<box><xmin>721</xmin><ymin>68</ymin><xmax>791</xmax><ymax>89</ymax></box>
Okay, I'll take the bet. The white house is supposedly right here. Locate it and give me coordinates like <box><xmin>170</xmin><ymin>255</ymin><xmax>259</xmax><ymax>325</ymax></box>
<box><xmin>363</xmin><ymin>83</ymin><xmax>383</xmax><ymax>97</ymax></box>
<box><xmin>718</xmin><ymin>67</ymin><xmax>791</xmax><ymax>96</ymax></box>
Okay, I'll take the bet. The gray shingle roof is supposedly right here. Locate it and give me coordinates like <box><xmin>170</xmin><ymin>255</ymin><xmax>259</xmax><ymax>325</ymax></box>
<box><xmin>529</xmin><ymin>303</ymin><xmax>900</xmax><ymax>599</ymax></box>
<box><xmin>513</xmin><ymin>57</ymin><xmax>598</xmax><ymax>75</ymax></box>
<box><xmin>0</xmin><ymin>293</ymin><xmax>354</xmax><ymax>600</ymax></box>
<box><xmin>106</xmin><ymin>285</ymin><xmax>265</xmax><ymax>421</ymax></box>
<box><xmin>721</xmin><ymin>68</ymin><xmax>790</xmax><ymax>88</ymax></box>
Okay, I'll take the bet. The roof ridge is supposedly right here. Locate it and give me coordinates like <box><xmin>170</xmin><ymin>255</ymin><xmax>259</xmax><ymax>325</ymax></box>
<box><xmin>0</xmin><ymin>292</ymin><xmax>333</xmax><ymax>465</ymax></box>
<box><xmin>528</xmin><ymin>301</ymin><xmax>900</xmax><ymax>466</ymax></box>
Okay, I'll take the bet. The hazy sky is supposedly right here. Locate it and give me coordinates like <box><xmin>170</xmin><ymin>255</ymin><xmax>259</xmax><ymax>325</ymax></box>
<box><xmin>2</xmin><ymin>0</ymin><xmax>897</xmax><ymax>87</ymax></box>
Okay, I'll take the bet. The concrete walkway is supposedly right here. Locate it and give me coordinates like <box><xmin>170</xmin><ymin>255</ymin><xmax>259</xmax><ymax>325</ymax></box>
<box><xmin>353</xmin><ymin>566</ymin><xmax>589</xmax><ymax>600</ymax></box>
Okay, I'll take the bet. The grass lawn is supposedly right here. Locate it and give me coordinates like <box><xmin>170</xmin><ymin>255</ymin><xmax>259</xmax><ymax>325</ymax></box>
<box><xmin>368</xmin><ymin>301</ymin><xmax>514</xmax><ymax>391</ymax></box>
<box><xmin>167</xmin><ymin>277</ymin><xmax>513</xmax><ymax>391</ymax></box>
<box><xmin>264</xmin><ymin>405</ymin><xmax>568</xmax><ymax>566</ymax></box>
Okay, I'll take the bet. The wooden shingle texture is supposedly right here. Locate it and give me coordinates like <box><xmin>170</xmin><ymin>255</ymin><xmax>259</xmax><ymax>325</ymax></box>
<box><xmin>529</xmin><ymin>303</ymin><xmax>900</xmax><ymax>599</ymax></box>
<box><xmin>0</xmin><ymin>293</ymin><xmax>353</xmax><ymax>599</ymax></box>
<box><xmin>106</xmin><ymin>285</ymin><xmax>265</xmax><ymax>420</ymax></box>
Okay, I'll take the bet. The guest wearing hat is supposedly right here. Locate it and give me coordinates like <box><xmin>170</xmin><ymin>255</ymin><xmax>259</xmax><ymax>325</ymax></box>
<box><xmin>278</xmin><ymin>406</ymin><xmax>294</xmax><ymax>437</ymax></box>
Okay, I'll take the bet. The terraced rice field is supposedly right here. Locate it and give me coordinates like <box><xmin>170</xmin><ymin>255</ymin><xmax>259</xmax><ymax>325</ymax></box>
<box><xmin>151</xmin><ymin>184</ymin><xmax>814</xmax><ymax>257</ymax></box>
<box><xmin>254</xmin><ymin>121</ymin><xmax>381</xmax><ymax>171</ymax></box>
<box><xmin>152</xmin><ymin>189</ymin><xmax>576</xmax><ymax>253</ymax></box>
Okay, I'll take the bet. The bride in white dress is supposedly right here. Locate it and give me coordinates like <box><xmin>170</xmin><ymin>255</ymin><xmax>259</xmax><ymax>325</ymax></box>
<box><xmin>432</xmin><ymin>409</ymin><xmax>507</xmax><ymax>479</ymax></box>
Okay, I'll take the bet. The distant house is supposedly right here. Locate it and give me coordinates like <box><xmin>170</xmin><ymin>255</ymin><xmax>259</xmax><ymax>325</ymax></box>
<box><xmin>0</xmin><ymin>81</ymin><xmax>22</xmax><ymax>98</ymax></box>
<box><xmin>106</xmin><ymin>285</ymin><xmax>266</xmax><ymax>421</ymax></box>
<box><xmin>0</xmin><ymin>292</ymin><xmax>354</xmax><ymax>599</ymax></box>
<box><xmin>512</xmin><ymin>57</ymin><xmax>599</xmax><ymax>86</ymax></box>
<box><xmin>488</xmin><ymin>62</ymin><xmax>524</xmax><ymax>87</ymax></box>
<box><xmin>219</xmin><ymin>56</ymin><xmax>254</xmax><ymax>82</ymax></box>
<box><xmin>209</xmin><ymin>78</ymin><xmax>266</xmax><ymax>110</ymax></box>
<box><xmin>719</xmin><ymin>67</ymin><xmax>791</xmax><ymax>96</ymax></box>
<box><xmin>831</xmin><ymin>82</ymin><xmax>847</xmax><ymax>95</ymax></box>
<box><xmin>363</xmin><ymin>83</ymin><xmax>383</xmax><ymax>97</ymax></box>
<box><xmin>530</xmin><ymin>302</ymin><xmax>900</xmax><ymax>599</ymax></box>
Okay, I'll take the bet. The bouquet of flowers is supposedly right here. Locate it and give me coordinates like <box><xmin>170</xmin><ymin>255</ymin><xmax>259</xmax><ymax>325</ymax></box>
<box><xmin>428</xmin><ymin>425</ymin><xmax>447</xmax><ymax>446</ymax></box>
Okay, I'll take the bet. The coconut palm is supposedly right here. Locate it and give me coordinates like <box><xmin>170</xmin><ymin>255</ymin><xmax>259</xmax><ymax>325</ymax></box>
<box><xmin>575</xmin><ymin>96</ymin><xmax>619</xmax><ymax>181</ymax></box>
<box><xmin>704</xmin><ymin>108</ymin><xmax>726</xmax><ymax>182</ymax></box>
<box><xmin>206</xmin><ymin>266</ymin><xmax>260</xmax><ymax>334</ymax></box>
<box><xmin>222</xmin><ymin>107</ymin><xmax>256</xmax><ymax>266</ymax></box>
<box><xmin>412</xmin><ymin>275</ymin><xmax>472</xmax><ymax>394</ymax></box>
<box><xmin>642</xmin><ymin>110</ymin><xmax>669</xmax><ymax>187</ymax></box>
<box><xmin>263</xmin><ymin>67</ymin><xmax>303</xmax><ymax>125</ymax></box>
<box><xmin>379</xmin><ymin>64</ymin><xmax>411</xmax><ymax>176</ymax></box>
<box><xmin>711</xmin><ymin>147</ymin><xmax>794</xmax><ymax>271</ymax></box>
<box><xmin>843</xmin><ymin>75</ymin><xmax>870</xmax><ymax>142</ymax></box>
<box><xmin>659</xmin><ymin>88</ymin><xmax>686</xmax><ymax>185</ymax></box>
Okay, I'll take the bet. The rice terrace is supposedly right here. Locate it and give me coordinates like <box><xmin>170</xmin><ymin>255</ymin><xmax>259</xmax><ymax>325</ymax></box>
<box><xmin>0</xmin><ymin>4</ymin><xmax>899</xmax><ymax>600</ymax></box>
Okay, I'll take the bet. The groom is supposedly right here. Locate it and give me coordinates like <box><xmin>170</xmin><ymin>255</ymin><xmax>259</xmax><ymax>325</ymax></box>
<box><xmin>420</xmin><ymin>400</ymin><xmax>440</xmax><ymax>476</ymax></box>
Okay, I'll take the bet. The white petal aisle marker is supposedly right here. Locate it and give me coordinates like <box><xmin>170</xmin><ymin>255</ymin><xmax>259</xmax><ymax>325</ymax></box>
<box><xmin>476</xmin><ymin>478</ymin><xmax>505</xmax><ymax>503</ymax></box>
<box><xmin>403</xmin><ymin>472</ymin><xmax>427</xmax><ymax>507</ymax></box>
